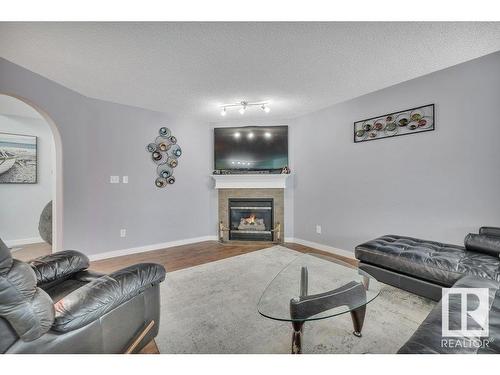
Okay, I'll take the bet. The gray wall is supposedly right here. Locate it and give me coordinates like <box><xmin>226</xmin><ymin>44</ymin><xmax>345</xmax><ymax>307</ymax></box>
<box><xmin>0</xmin><ymin>113</ymin><xmax>54</xmax><ymax>244</ymax></box>
<box><xmin>0</xmin><ymin>57</ymin><xmax>213</xmax><ymax>256</ymax></box>
<box><xmin>291</xmin><ymin>51</ymin><xmax>500</xmax><ymax>252</ymax></box>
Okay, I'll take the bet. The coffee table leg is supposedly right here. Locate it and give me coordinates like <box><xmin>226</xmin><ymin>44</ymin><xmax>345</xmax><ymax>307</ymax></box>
<box><xmin>291</xmin><ymin>266</ymin><xmax>308</xmax><ymax>354</ymax></box>
<box><xmin>362</xmin><ymin>275</ymin><xmax>370</xmax><ymax>290</ymax></box>
<box><xmin>291</xmin><ymin>321</ymin><xmax>304</xmax><ymax>354</ymax></box>
<box><xmin>350</xmin><ymin>305</ymin><xmax>366</xmax><ymax>337</ymax></box>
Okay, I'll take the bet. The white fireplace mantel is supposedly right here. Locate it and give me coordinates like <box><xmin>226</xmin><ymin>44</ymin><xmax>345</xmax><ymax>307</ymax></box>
<box><xmin>212</xmin><ymin>174</ymin><xmax>290</xmax><ymax>189</ymax></box>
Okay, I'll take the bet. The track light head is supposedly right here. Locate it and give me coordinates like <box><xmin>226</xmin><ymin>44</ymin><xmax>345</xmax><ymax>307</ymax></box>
<box><xmin>261</xmin><ymin>104</ymin><xmax>271</xmax><ymax>113</ymax></box>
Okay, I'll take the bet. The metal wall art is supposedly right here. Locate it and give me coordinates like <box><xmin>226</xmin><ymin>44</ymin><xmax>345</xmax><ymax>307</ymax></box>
<box><xmin>146</xmin><ymin>127</ymin><xmax>182</xmax><ymax>188</ymax></box>
<box><xmin>354</xmin><ymin>104</ymin><xmax>434</xmax><ymax>143</ymax></box>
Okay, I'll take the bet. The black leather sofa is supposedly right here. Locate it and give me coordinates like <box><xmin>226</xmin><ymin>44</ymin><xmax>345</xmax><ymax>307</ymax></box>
<box><xmin>355</xmin><ymin>227</ymin><xmax>500</xmax><ymax>354</ymax></box>
<box><xmin>0</xmin><ymin>238</ymin><xmax>166</xmax><ymax>353</ymax></box>
<box><xmin>398</xmin><ymin>275</ymin><xmax>500</xmax><ymax>354</ymax></box>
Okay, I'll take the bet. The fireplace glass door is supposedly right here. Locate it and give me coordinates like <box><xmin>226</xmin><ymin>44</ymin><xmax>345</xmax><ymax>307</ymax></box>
<box><xmin>228</xmin><ymin>198</ymin><xmax>273</xmax><ymax>241</ymax></box>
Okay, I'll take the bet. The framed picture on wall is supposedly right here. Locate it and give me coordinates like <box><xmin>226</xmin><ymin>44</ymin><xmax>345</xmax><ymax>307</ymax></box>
<box><xmin>354</xmin><ymin>104</ymin><xmax>435</xmax><ymax>143</ymax></box>
<box><xmin>0</xmin><ymin>132</ymin><xmax>37</xmax><ymax>184</ymax></box>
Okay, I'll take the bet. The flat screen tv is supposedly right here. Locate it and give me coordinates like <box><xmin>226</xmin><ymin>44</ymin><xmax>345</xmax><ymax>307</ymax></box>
<box><xmin>214</xmin><ymin>125</ymin><xmax>288</xmax><ymax>171</ymax></box>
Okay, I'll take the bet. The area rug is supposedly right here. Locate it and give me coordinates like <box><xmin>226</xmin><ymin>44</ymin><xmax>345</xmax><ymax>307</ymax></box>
<box><xmin>156</xmin><ymin>246</ymin><xmax>435</xmax><ymax>354</ymax></box>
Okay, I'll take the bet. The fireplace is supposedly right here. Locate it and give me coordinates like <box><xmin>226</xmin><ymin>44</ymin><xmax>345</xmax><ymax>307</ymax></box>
<box><xmin>228</xmin><ymin>198</ymin><xmax>273</xmax><ymax>241</ymax></box>
<box><xmin>217</xmin><ymin>188</ymin><xmax>284</xmax><ymax>243</ymax></box>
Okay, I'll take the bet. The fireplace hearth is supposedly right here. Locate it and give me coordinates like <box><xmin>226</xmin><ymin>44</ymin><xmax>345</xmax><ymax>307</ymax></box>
<box><xmin>228</xmin><ymin>198</ymin><xmax>273</xmax><ymax>241</ymax></box>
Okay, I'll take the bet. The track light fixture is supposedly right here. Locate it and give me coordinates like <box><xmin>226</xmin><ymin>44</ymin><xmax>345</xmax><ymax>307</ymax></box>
<box><xmin>219</xmin><ymin>101</ymin><xmax>271</xmax><ymax>116</ymax></box>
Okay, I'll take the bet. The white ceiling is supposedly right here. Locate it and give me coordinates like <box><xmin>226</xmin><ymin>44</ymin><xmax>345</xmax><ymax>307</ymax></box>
<box><xmin>1</xmin><ymin>22</ymin><xmax>500</xmax><ymax>121</ymax></box>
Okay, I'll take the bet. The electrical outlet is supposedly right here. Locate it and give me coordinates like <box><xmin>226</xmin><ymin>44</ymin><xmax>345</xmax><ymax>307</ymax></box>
<box><xmin>316</xmin><ymin>225</ymin><xmax>322</xmax><ymax>234</ymax></box>
<box><xmin>122</xmin><ymin>176</ymin><xmax>128</xmax><ymax>184</ymax></box>
<box><xmin>120</xmin><ymin>229</ymin><xmax>127</xmax><ymax>238</ymax></box>
<box><xmin>110</xmin><ymin>175</ymin><xmax>119</xmax><ymax>184</ymax></box>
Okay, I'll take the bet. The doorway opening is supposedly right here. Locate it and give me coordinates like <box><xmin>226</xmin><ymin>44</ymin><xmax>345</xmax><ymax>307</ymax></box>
<box><xmin>0</xmin><ymin>93</ymin><xmax>63</xmax><ymax>257</ymax></box>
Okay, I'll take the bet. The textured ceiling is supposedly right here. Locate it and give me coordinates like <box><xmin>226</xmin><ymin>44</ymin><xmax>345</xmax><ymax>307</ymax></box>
<box><xmin>1</xmin><ymin>22</ymin><xmax>500</xmax><ymax>121</ymax></box>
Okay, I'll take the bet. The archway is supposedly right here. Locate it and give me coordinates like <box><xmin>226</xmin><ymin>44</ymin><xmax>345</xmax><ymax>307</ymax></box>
<box><xmin>0</xmin><ymin>93</ymin><xmax>63</xmax><ymax>252</ymax></box>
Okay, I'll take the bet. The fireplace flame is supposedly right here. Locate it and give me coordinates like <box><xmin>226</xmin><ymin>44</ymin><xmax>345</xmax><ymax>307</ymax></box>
<box><xmin>238</xmin><ymin>213</ymin><xmax>265</xmax><ymax>231</ymax></box>
<box><xmin>244</xmin><ymin>214</ymin><xmax>256</xmax><ymax>224</ymax></box>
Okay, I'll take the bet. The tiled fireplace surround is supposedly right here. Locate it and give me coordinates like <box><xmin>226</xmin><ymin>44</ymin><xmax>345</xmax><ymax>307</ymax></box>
<box><xmin>218</xmin><ymin>188</ymin><xmax>284</xmax><ymax>242</ymax></box>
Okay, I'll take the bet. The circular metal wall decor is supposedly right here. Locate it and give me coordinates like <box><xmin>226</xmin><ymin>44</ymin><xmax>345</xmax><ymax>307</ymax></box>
<box><xmin>147</xmin><ymin>127</ymin><xmax>182</xmax><ymax>188</ymax></box>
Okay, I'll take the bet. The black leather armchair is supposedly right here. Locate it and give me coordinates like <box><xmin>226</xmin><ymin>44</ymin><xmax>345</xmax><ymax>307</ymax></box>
<box><xmin>0</xmin><ymin>238</ymin><xmax>166</xmax><ymax>354</ymax></box>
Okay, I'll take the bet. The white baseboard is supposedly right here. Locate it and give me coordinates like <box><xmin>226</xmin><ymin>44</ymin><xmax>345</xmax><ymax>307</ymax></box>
<box><xmin>88</xmin><ymin>235</ymin><xmax>219</xmax><ymax>261</ymax></box>
<box><xmin>290</xmin><ymin>237</ymin><xmax>355</xmax><ymax>259</ymax></box>
<box><xmin>5</xmin><ymin>237</ymin><xmax>44</xmax><ymax>249</ymax></box>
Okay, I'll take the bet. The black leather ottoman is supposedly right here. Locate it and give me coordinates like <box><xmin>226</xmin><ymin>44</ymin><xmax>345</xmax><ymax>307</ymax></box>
<box><xmin>355</xmin><ymin>235</ymin><xmax>500</xmax><ymax>301</ymax></box>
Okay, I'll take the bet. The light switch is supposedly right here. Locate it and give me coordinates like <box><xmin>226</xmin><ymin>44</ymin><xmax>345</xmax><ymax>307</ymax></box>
<box><xmin>122</xmin><ymin>176</ymin><xmax>128</xmax><ymax>184</ymax></box>
<box><xmin>110</xmin><ymin>176</ymin><xmax>119</xmax><ymax>184</ymax></box>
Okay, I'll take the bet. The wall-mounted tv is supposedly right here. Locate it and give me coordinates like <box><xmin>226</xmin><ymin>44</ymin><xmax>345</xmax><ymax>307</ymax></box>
<box><xmin>214</xmin><ymin>125</ymin><xmax>288</xmax><ymax>171</ymax></box>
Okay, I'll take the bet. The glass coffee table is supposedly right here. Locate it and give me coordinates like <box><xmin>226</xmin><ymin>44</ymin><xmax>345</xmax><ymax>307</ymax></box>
<box><xmin>257</xmin><ymin>253</ymin><xmax>381</xmax><ymax>354</ymax></box>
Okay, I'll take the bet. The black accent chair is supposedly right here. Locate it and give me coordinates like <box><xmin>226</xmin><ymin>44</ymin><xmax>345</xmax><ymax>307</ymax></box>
<box><xmin>0</xmin><ymin>238</ymin><xmax>166</xmax><ymax>354</ymax></box>
<box><xmin>355</xmin><ymin>227</ymin><xmax>500</xmax><ymax>354</ymax></box>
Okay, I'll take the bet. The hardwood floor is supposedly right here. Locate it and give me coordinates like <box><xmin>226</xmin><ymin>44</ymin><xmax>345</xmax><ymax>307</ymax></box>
<box><xmin>91</xmin><ymin>241</ymin><xmax>273</xmax><ymax>273</ymax></box>
<box><xmin>140</xmin><ymin>339</ymin><xmax>160</xmax><ymax>354</ymax></box>
<box><xmin>11</xmin><ymin>240</ymin><xmax>357</xmax><ymax>273</ymax></box>
<box><xmin>11</xmin><ymin>242</ymin><xmax>52</xmax><ymax>262</ymax></box>
<box><xmin>90</xmin><ymin>241</ymin><xmax>357</xmax><ymax>274</ymax></box>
